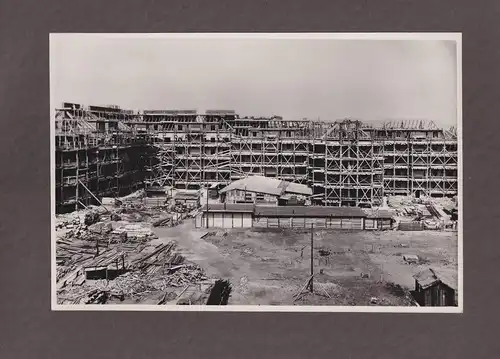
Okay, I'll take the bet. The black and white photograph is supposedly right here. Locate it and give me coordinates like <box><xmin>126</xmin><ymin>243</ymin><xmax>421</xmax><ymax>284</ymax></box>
<box><xmin>51</xmin><ymin>33</ymin><xmax>462</xmax><ymax>311</ymax></box>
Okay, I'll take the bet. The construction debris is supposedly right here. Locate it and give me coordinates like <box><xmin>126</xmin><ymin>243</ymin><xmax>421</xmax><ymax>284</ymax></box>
<box><xmin>84</xmin><ymin>210</ymin><xmax>100</xmax><ymax>226</ymax></box>
<box><xmin>53</xmin><ymin>102</ymin><xmax>458</xmax><ymax>307</ymax></box>
<box><xmin>56</xmin><ymin>195</ymin><xmax>220</xmax><ymax>305</ymax></box>
<box><xmin>402</xmin><ymin>254</ymin><xmax>419</xmax><ymax>264</ymax></box>
<box><xmin>88</xmin><ymin>221</ymin><xmax>113</xmax><ymax>234</ymax></box>
<box><xmin>152</xmin><ymin>217</ymin><xmax>171</xmax><ymax>227</ymax></box>
<box><xmin>387</xmin><ymin>195</ymin><xmax>458</xmax><ymax>232</ymax></box>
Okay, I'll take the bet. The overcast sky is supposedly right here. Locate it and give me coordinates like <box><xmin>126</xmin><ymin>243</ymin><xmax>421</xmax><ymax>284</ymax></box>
<box><xmin>50</xmin><ymin>36</ymin><xmax>458</xmax><ymax>127</ymax></box>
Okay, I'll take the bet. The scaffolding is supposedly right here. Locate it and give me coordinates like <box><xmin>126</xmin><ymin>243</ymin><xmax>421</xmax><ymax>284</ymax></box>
<box><xmin>230</xmin><ymin>117</ymin><xmax>311</xmax><ymax>184</ymax></box>
<box><xmin>310</xmin><ymin>120</ymin><xmax>384</xmax><ymax>207</ymax></box>
<box><xmin>55</xmin><ymin>103</ymin><xmax>146</xmax><ymax>213</ymax></box>
<box><xmin>55</xmin><ymin>103</ymin><xmax>459</xmax><ymax>212</ymax></box>
<box><xmin>374</xmin><ymin>119</ymin><xmax>458</xmax><ymax>198</ymax></box>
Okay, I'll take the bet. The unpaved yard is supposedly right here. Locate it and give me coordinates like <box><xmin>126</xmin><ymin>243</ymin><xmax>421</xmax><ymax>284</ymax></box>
<box><xmin>153</xmin><ymin>222</ymin><xmax>458</xmax><ymax>306</ymax></box>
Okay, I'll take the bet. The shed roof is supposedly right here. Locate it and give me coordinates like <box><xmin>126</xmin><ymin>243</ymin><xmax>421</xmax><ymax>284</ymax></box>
<box><xmin>219</xmin><ymin>176</ymin><xmax>312</xmax><ymax>196</ymax></box>
<box><xmin>413</xmin><ymin>267</ymin><xmax>458</xmax><ymax>290</ymax></box>
<box><xmin>254</xmin><ymin>206</ymin><xmax>367</xmax><ymax>218</ymax></box>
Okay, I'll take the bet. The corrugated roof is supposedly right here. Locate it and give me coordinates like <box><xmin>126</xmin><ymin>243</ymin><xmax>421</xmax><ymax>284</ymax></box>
<box><xmin>254</xmin><ymin>206</ymin><xmax>367</xmax><ymax>218</ymax></box>
<box><xmin>413</xmin><ymin>267</ymin><xmax>458</xmax><ymax>290</ymax></box>
<box><xmin>200</xmin><ymin>204</ymin><xmax>255</xmax><ymax>213</ymax></box>
<box><xmin>219</xmin><ymin>176</ymin><xmax>312</xmax><ymax>196</ymax></box>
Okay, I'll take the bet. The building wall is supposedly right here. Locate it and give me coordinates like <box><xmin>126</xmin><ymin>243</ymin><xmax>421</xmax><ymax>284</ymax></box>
<box><xmin>56</xmin><ymin>106</ymin><xmax>458</xmax><ymax>212</ymax></box>
<box><xmin>253</xmin><ymin>216</ymin><xmax>364</xmax><ymax>229</ymax></box>
<box><xmin>197</xmin><ymin>212</ymin><xmax>392</xmax><ymax>230</ymax></box>
<box><xmin>55</xmin><ymin>137</ymin><xmax>146</xmax><ymax>213</ymax></box>
<box><xmin>197</xmin><ymin>212</ymin><xmax>253</xmax><ymax>228</ymax></box>
<box><xmin>414</xmin><ymin>282</ymin><xmax>456</xmax><ymax>306</ymax></box>
<box><xmin>140</xmin><ymin>117</ymin><xmax>458</xmax><ymax>206</ymax></box>
<box><xmin>224</xmin><ymin>189</ymin><xmax>278</xmax><ymax>206</ymax></box>
<box><xmin>364</xmin><ymin>218</ymin><xmax>392</xmax><ymax>230</ymax></box>
<box><xmin>223</xmin><ymin>213</ymin><xmax>233</xmax><ymax>228</ymax></box>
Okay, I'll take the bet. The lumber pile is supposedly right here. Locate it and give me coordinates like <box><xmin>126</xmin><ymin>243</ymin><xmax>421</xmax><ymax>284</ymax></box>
<box><xmin>201</xmin><ymin>231</ymin><xmax>227</xmax><ymax>239</ymax></box>
<box><xmin>398</xmin><ymin>221</ymin><xmax>423</xmax><ymax>231</ymax></box>
<box><xmin>118</xmin><ymin>189</ymin><xmax>146</xmax><ymax>201</ymax></box>
<box><xmin>57</xmin><ymin>259</ymin><xmax>208</xmax><ymax>304</ymax></box>
<box><xmin>131</xmin><ymin>242</ymin><xmax>184</xmax><ymax>271</ymax></box>
<box><xmin>152</xmin><ymin>216</ymin><xmax>171</xmax><ymax>227</ymax></box>
<box><xmin>70</xmin><ymin>263</ymin><xmax>207</xmax><ymax>303</ymax></box>
<box><xmin>55</xmin><ymin>189</ymin><xmax>213</xmax><ymax>305</ymax></box>
<box><xmin>84</xmin><ymin>248</ymin><xmax>125</xmax><ymax>270</ymax></box>
<box><xmin>85</xmin><ymin>289</ymin><xmax>124</xmax><ymax>304</ymax></box>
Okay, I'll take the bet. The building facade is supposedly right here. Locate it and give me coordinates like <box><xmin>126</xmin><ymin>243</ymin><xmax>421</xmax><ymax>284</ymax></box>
<box><xmin>54</xmin><ymin>103</ymin><xmax>458</xmax><ymax>213</ymax></box>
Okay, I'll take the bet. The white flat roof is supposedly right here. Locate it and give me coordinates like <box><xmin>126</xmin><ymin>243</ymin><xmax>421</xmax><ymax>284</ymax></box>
<box><xmin>219</xmin><ymin>175</ymin><xmax>312</xmax><ymax>196</ymax></box>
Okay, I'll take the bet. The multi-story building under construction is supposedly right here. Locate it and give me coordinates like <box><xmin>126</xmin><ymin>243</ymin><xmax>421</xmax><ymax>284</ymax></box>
<box><xmin>54</xmin><ymin>103</ymin><xmax>458</xmax><ymax>213</ymax></box>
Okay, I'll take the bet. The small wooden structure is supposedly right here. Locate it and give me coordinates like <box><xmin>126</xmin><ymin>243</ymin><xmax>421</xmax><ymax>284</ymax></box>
<box><xmin>363</xmin><ymin>209</ymin><xmax>393</xmax><ymax>230</ymax></box>
<box><xmin>174</xmin><ymin>191</ymin><xmax>200</xmax><ymax>206</ymax></box>
<box><xmin>83</xmin><ymin>249</ymin><xmax>126</xmax><ymax>280</ymax></box>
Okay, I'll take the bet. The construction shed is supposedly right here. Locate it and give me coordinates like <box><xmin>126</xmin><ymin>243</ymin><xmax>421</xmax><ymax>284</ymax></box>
<box><xmin>253</xmin><ymin>206</ymin><xmax>367</xmax><ymax>229</ymax></box>
<box><xmin>196</xmin><ymin>203</ymin><xmax>394</xmax><ymax>230</ymax></box>
<box><xmin>411</xmin><ymin>267</ymin><xmax>458</xmax><ymax>306</ymax></box>
<box><xmin>363</xmin><ymin>209</ymin><xmax>394</xmax><ymax>230</ymax></box>
<box><xmin>195</xmin><ymin>204</ymin><xmax>254</xmax><ymax>228</ymax></box>
<box><xmin>219</xmin><ymin>175</ymin><xmax>312</xmax><ymax>206</ymax></box>
<box><xmin>83</xmin><ymin>249</ymin><xmax>126</xmax><ymax>280</ymax></box>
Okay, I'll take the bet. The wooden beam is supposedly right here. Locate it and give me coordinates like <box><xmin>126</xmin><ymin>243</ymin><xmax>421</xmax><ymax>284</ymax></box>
<box><xmin>78</xmin><ymin>180</ymin><xmax>110</xmax><ymax>212</ymax></box>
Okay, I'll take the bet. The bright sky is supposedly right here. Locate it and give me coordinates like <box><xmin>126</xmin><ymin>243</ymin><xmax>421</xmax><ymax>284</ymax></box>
<box><xmin>50</xmin><ymin>35</ymin><xmax>458</xmax><ymax>127</ymax></box>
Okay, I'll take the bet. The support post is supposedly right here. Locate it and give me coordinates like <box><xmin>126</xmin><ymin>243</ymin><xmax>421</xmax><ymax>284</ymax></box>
<box><xmin>75</xmin><ymin>152</ymin><xmax>79</xmax><ymax>211</ymax></box>
<box><xmin>78</xmin><ymin>200</ymin><xmax>88</xmax><ymax>209</ymax></box>
<box><xmin>78</xmin><ymin>180</ymin><xmax>110</xmax><ymax>213</ymax></box>
<box><xmin>309</xmin><ymin>223</ymin><xmax>314</xmax><ymax>293</ymax></box>
<box><xmin>115</xmin><ymin>146</ymin><xmax>119</xmax><ymax>196</ymax></box>
<box><xmin>206</xmin><ymin>185</ymin><xmax>209</xmax><ymax>229</ymax></box>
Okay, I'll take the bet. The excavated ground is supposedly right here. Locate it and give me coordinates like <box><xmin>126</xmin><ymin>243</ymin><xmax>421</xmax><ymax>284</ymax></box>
<box><xmin>153</xmin><ymin>222</ymin><xmax>458</xmax><ymax>306</ymax></box>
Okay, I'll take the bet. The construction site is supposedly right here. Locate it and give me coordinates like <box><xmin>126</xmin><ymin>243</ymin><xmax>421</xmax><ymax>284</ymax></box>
<box><xmin>55</xmin><ymin>102</ymin><xmax>459</xmax><ymax>307</ymax></box>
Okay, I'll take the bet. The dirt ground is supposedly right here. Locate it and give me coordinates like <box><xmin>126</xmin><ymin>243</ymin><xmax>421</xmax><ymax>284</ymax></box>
<box><xmin>153</xmin><ymin>222</ymin><xmax>458</xmax><ymax>306</ymax></box>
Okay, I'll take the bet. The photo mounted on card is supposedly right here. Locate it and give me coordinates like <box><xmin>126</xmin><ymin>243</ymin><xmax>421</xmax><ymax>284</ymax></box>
<box><xmin>50</xmin><ymin>33</ymin><xmax>462</xmax><ymax>312</ymax></box>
